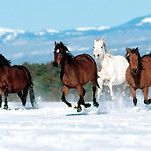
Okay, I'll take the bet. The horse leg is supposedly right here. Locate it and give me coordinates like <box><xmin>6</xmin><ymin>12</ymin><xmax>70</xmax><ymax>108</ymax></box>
<box><xmin>97</xmin><ymin>77</ymin><xmax>103</xmax><ymax>101</ymax></box>
<box><xmin>0</xmin><ymin>90</ymin><xmax>2</xmax><ymax>108</ymax></box>
<box><xmin>91</xmin><ymin>76</ymin><xmax>99</xmax><ymax>107</ymax></box>
<box><xmin>77</xmin><ymin>85</ymin><xmax>91</xmax><ymax>112</ymax></box>
<box><xmin>92</xmin><ymin>86</ymin><xmax>99</xmax><ymax>107</ymax></box>
<box><xmin>108</xmin><ymin>81</ymin><xmax>115</xmax><ymax>100</ymax></box>
<box><xmin>4</xmin><ymin>90</ymin><xmax>9</xmax><ymax>110</ymax></box>
<box><xmin>62</xmin><ymin>85</ymin><xmax>73</xmax><ymax>108</ymax></box>
<box><xmin>120</xmin><ymin>81</ymin><xmax>127</xmax><ymax>100</ymax></box>
<box><xmin>129</xmin><ymin>85</ymin><xmax>137</xmax><ymax>106</ymax></box>
<box><xmin>83</xmin><ymin>88</ymin><xmax>86</xmax><ymax>96</ymax></box>
<box><xmin>17</xmin><ymin>85</ymin><xmax>28</xmax><ymax>107</ymax></box>
<box><xmin>143</xmin><ymin>87</ymin><xmax>151</xmax><ymax>104</ymax></box>
<box><xmin>29</xmin><ymin>85</ymin><xmax>38</xmax><ymax>109</ymax></box>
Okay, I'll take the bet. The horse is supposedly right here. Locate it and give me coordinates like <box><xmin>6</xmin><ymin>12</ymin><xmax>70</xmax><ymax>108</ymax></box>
<box><xmin>125</xmin><ymin>47</ymin><xmax>151</xmax><ymax>106</ymax></box>
<box><xmin>53</xmin><ymin>41</ymin><xmax>99</xmax><ymax>112</ymax></box>
<box><xmin>0</xmin><ymin>54</ymin><xmax>38</xmax><ymax>109</ymax></box>
<box><xmin>93</xmin><ymin>37</ymin><xmax>129</xmax><ymax>100</ymax></box>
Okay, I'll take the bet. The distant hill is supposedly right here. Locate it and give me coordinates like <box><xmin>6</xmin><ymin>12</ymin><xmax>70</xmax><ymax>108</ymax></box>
<box><xmin>0</xmin><ymin>14</ymin><xmax>151</xmax><ymax>64</ymax></box>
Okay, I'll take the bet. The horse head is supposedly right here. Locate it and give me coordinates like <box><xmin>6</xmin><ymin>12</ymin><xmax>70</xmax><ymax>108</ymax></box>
<box><xmin>126</xmin><ymin>47</ymin><xmax>141</xmax><ymax>74</ymax></box>
<box><xmin>53</xmin><ymin>41</ymin><xmax>68</xmax><ymax>67</ymax></box>
<box><xmin>93</xmin><ymin>37</ymin><xmax>106</xmax><ymax>60</ymax></box>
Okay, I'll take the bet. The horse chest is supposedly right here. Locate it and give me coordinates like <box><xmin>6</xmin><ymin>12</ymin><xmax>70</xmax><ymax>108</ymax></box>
<box><xmin>129</xmin><ymin>74</ymin><xmax>145</xmax><ymax>89</ymax></box>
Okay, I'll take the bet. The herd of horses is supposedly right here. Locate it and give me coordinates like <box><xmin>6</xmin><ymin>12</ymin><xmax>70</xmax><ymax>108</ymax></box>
<box><xmin>0</xmin><ymin>37</ymin><xmax>151</xmax><ymax>112</ymax></box>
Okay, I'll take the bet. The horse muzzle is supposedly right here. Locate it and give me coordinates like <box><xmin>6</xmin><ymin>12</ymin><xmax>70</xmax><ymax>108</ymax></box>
<box><xmin>132</xmin><ymin>68</ymin><xmax>138</xmax><ymax>74</ymax></box>
<box><xmin>94</xmin><ymin>54</ymin><xmax>99</xmax><ymax>59</ymax></box>
<box><xmin>53</xmin><ymin>62</ymin><xmax>58</xmax><ymax>67</ymax></box>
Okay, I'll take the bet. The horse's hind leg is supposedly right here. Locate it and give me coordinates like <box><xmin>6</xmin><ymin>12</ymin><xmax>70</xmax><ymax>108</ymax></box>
<box><xmin>92</xmin><ymin>86</ymin><xmax>99</xmax><ymax>107</ymax></box>
<box><xmin>77</xmin><ymin>85</ymin><xmax>91</xmax><ymax>112</ymax></box>
<box><xmin>0</xmin><ymin>90</ymin><xmax>2</xmax><ymax>108</ymax></box>
<box><xmin>4</xmin><ymin>90</ymin><xmax>9</xmax><ymax>110</ymax></box>
<box><xmin>91</xmin><ymin>77</ymin><xmax>99</xmax><ymax>107</ymax></box>
<box><xmin>17</xmin><ymin>85</ymin><xmax>28</xmax><ymax>107</ymax></box>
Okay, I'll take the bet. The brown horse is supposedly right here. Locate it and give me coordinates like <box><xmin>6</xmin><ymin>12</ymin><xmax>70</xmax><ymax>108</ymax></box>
<box><xmin>53</xmin><ymin>41</ymin><xmax>99</xmax><ymax>112</ymax></box>
<box><xmin>125</xmin><ymin>47</ymin><xmax>151</xmax><ymax>106</ymax></box>
<box><xmin>0</xmin><ymin>54</ymin><xmax>38</xmax><ymax>109</ymax></box>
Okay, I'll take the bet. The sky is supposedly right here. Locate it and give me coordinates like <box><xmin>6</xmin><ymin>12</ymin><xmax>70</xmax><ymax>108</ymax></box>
<box><xmin>0</xmin><ymin>0</ymin><xmax>151</xmax><ymax>32</ymax></box>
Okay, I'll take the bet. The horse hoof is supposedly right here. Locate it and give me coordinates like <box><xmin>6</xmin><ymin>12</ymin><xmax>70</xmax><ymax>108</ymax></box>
<box><xmin>93</xmin><ymin>102</ymin><xmax>99</xmax><ymax>107</ymax></box>
<box><xmin>85</xmin><ymin>103</ymin><xmax>91</xmax><ymax>108</ymax></box>
<box><xmin>77</xmin><ymin>106</ymin><xmax>82</xmax><ymax>112</ymax></box>
<box><xmin>3</xmin><ymin>105</ymin><xmax>8</xmax><ymax>110</ymax></box>
<box><xmin>144</xmin><ymin>99</ymin><xmax>151</xmax><ymax>105</ymax></box>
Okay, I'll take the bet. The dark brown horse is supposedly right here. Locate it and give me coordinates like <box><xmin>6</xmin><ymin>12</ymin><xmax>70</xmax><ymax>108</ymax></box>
<box><xmin>0</xmin><ymin>54</ymin><xmax>38</xmax><ymax>109</ymax></box>
<box><xmin>125</xmin><ymin>47</ymin><xmax>151</xmax><ymax>106</ymax></box>
<box><xmin>53</xmin><ymin>42</ymin><xmax>99</xmax><ymax>112</ymax></box>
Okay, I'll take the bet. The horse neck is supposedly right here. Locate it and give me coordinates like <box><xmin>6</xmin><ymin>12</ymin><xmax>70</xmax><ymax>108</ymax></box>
<box><xmin>61</xmin><ymin>55</ymin><xmax>73</xmax><ymax>74</ymax></box>
<box><xmin>98</xmin><ymin>50</ymin><xmax>107</xmax><ymax>66</ymax></box>
<box><xmin>0</xmin><ymin>64</ymin><xmax>10</xmax><ymax>72</ymax></box>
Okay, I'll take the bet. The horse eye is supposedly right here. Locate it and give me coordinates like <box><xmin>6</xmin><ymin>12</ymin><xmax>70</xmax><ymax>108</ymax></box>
<box><xmin>101</xmin><ymin>46</ymin><xmax>103</xmax><ymax>48</ymax></box>
<box><xmin>93</xmin><ymin>46</ymin><xmax>95</xmax><ymax>49</ymax></box>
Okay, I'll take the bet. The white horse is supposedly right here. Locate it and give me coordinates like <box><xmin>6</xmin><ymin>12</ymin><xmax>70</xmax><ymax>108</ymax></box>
<box><xmin>93</xmin><ymin>37</ymin><xmax>129</xmax><ymax>100</ymax></box>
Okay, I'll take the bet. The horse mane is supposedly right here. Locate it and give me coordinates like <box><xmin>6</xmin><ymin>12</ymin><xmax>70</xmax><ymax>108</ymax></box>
<box><xmin>0</xmin><ymin>54</ymin><xmax>11</xmax><ymax>66</ymax></box>
<box><xmin>56</xmin><ymin>42</ymin><xmax>74</xmax><ymax>62</ymax></box>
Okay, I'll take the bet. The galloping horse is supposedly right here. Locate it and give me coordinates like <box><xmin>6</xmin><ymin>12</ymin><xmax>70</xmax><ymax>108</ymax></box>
<box><xmin>93</xmin><ymin>37</ymin><xmax>129</xmax><ymax>100</ymax></box>
<box><xmin>53</xmin><ymin>41</ymin><xmax>99</xmax><ymax>112</ymax></box>
<box><xmin>0</xmin><ymin>54</ymin><xmax>38</xmax><ymax>109</ymax></box>
<box><xmin>125</xmin><ymin>47</ymin><xmax>151</xmax><ymax>106</ymax></box>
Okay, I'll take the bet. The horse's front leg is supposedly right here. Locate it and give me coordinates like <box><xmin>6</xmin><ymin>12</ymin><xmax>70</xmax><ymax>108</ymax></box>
<box><xmin>143</xmin><ymin>87</ymin><xmax>151</xmax><ymax>104</ymax></box>
<box><xmin>108</xmin><ymin>81</ymin><xmax>115</xmax><ymax>100</ymax></box>
<box><xmin>61</xmin><ymin>85</ymin><xmax>71</xmax><ymax>107</ymax></box>
<box><xmin>97</xmin><ymin>77</ymin><xmax>103</xmax><ymax>101</ymax></box>
<box><xmin>120</xmin><ymin>81</ymin><xmax>127</xmax><ymax>100</ymax></box>
<box><xmin>61</xmin><ymin>85</ymin><xmax>77</xmax><ymax>108</ymax></box>
<box><xmin>129</xmin><ymin>85</ymin><xmax>137</xmax><ymax>106</ymax></box>
<box><xmin>4</xmin><ymin>90</ymin><xmax>9</xmax><ymax>110</ymax></box>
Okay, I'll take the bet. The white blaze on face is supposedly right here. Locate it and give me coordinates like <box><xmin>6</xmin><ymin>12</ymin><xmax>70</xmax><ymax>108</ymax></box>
<box><xmin>56</xmin><ymin>49</ymin><xmax>60</xmax><ymax>53</ymax></box>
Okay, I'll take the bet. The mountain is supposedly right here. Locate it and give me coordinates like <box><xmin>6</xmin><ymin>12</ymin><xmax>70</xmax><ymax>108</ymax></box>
<box><xmin>0</xmin><ymin>14</ymin><xmax>151</xmax><ymax>64</ymax></box>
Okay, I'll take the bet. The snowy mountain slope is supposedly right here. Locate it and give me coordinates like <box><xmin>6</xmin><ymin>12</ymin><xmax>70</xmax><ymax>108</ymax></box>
<box><xmin>0</xmin><ymin>14</ymin><xmax>151</xmax><ymax>64</ymax></box>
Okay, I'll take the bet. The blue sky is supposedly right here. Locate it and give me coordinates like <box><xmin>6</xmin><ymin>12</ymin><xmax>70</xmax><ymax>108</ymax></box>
<box><xmin>0</xmin><ymin>0</ymin><xmax>151</xmax><ymax>32</ymax></box>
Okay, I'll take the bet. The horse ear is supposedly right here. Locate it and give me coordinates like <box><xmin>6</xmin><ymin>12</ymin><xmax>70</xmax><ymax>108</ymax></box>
<box><xmin>60</xmin><ymin>42</ymin><xmax>64</xmax><ymax>46</ymax></box>
<box><xmin>126</xmin><ymin>48</ymin><xmax>131</xmax><ymax>54</ymax></box>
<box><xmin>101</xmin><ymin>37</ymin><xmax>104</xmax><ymax>41</ymax></box>
<box><xmin>136</xmin><ymin>47</ymin><xmax>139</xmax><ymax>51</ymax></box>
<box><xmin>54</xmin><ymin>41</ymin><xmax>57</xmax><ymax>46</ymax></box>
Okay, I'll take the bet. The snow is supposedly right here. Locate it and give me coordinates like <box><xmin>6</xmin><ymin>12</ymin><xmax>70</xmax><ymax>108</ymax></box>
<box><xmin>136</xmin><ymin>17</ymin><xmax>151</xmax><ymax>26</ymax></box>
<box><xmin>76</xmin><ymin>26</ymin><xmax>110</xmax><ymax>31</ymax></box>
<box><xmin>0</xmin><ymin>27</ymin><xmax>25</xmax><ymax>43</ymax></box>
<box><xmin>34</xmin><ymin>29</ymin><xmax>59</xmax><ymax>36</ymax></box>
<box><xmin>1</xmin><ymin>98</ymin><xmax>151</xmax><ymax>151</ymax></box>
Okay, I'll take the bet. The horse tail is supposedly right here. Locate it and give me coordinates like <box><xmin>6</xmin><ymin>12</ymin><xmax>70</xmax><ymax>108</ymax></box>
<box><xmin>29</xmin><ymin>84</ymin><xmax>38</xmax><ymax>109</ymax></box>
<box><xmin>19</xmin><ymin>65</ymin><xmax>38</xmax><ymax>109</ymax></box>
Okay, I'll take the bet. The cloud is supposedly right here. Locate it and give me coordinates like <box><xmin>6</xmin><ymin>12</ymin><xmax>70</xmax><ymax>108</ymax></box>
<box><xmin>11</xmin><ymin>52</ymin><xmax>24</xmax><ymax>59</ymax></box>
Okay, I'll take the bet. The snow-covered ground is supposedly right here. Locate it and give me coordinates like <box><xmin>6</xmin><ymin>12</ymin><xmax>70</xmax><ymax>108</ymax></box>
<box><xmin>0</xmin><ymin>96</ymin><xmax>151</xmax><ymax>151</ymax></box>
